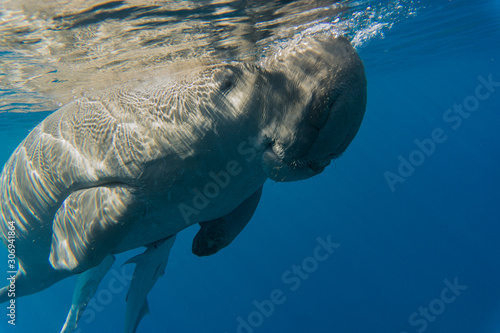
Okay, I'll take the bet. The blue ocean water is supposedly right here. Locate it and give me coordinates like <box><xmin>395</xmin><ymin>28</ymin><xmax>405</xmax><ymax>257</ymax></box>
<box><xmin>0</xmin><ymin>0</ymin><xmax>499</xmax><ymax>333</ymax></box>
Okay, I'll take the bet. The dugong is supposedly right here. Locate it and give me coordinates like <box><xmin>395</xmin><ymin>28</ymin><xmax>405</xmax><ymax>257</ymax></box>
<box><xmin>0</xmin><ymin>34</ymin><xmax>366</xmax><ymax>333</ymax></box>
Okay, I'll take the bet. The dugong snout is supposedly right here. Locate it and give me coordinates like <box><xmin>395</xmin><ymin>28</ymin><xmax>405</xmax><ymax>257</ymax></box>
<box><xmin>263</xmin><ymin>35</ymin><xmax>367</xmax><ymax>182</ymax></box>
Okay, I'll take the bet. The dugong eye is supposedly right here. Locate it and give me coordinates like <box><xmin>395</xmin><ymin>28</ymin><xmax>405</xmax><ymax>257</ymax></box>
<box><xmin>219</xmin><ymin>80</ymin><xmax>234</xmax><ymax>94</ymax></box>
<box><xmin>215</xmin><ymin>65</ymin><xmax>240</xmax><ymax>95</ymax></box>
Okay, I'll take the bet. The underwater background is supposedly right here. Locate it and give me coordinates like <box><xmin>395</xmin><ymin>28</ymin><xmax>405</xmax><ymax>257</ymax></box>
<box><xmin>0</xmin><ymin>0</ymin><xmax>499</xmax><ymax>332</ymax></box>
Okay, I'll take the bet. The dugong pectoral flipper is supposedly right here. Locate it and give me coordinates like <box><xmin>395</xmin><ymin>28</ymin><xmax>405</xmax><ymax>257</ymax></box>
<box><xmin>192</xmin><ymin>186</ymin><xmax>263</xmax><ymax>257</ymax></box>
<box><xmin>123</xmin><ymin>235</ymin><xmax>176</xmax><ymax>333</ymax></box>
<box><xmin>60</xmin><ymin>255</ymin><xmax>115</xmax><ymax>333</ymax></box>
<box><xmin>50</xmin><ymin>186</ymin><xmax>141</xmax><ymax>272</ymax></box>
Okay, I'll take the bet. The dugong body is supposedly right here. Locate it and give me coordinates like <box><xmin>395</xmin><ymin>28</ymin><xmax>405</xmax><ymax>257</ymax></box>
<box><xmin>0</xmin><ymin>34</ymin><xmax>366</xmax><ymax>332</ymax></box>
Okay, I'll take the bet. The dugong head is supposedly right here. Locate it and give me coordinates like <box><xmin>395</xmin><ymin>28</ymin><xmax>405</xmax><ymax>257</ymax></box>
<box><xmin>260</xmin><ymin>35</ymin><xmax>367</xmax><ymax>182</ymax></box>
<box><xmin>150</xmin><ymin>33</ymin><xmax>365</xmax><ymax>183</ymax></box>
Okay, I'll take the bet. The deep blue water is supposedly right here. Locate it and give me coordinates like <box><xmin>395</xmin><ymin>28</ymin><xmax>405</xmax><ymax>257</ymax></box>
<box><xmin>1</xmin><ymin>0</ymin><xmax>499</xmax><ymax>333</ymax></box>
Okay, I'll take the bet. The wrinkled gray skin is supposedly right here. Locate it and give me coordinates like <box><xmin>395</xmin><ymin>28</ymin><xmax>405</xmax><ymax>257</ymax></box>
<box><xmin>0</xmin><ymin>34</ymin><xmax>366</xmax><ymax>333</ymax></box>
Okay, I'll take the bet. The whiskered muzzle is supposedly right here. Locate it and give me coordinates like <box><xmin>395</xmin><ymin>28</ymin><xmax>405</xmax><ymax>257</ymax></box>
<box><xmin>261</xmin><ymin>34</ymin><xmax>367</xmax><ymax>182</ymax></box>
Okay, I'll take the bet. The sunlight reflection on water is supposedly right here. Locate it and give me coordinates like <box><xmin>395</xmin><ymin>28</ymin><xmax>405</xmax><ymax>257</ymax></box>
<box><xmin>0</xmin><ymin>0</ymin><xmax>420</xmax><ymax>112</ymax></box>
